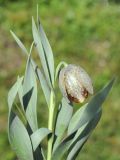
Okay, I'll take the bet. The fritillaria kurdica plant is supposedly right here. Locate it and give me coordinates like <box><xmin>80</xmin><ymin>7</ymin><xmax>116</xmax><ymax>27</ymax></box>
<box><xmin>8</xmin><ymin>8</ymin><xmax>115</xmax><ymax>160</ymax></box>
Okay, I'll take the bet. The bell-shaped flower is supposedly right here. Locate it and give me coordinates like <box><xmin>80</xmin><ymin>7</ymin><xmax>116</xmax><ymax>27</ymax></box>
<box><xmin>59</xmin><ymin>64</ymin><xmax>93</xmax><ymax>103</ymax></box>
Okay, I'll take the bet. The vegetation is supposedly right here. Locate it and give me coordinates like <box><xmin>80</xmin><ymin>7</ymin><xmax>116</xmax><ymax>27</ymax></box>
<box><xmin>0</xmin><ymin>0</ymin><xmax>120</xmax><ymax>160</ymax></box>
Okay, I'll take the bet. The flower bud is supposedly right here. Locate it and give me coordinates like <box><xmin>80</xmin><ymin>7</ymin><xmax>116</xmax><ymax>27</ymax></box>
<box><xmin>59</xmin><ymin>64</ymin><xmax>93</xmax><ymax>103</ymax></box>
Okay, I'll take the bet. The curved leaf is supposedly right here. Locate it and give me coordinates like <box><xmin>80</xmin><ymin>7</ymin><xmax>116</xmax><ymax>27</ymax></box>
<box><xmin>52</xmin><ymin>132</ymin><xmax>76</xmax><ymax>160</ymax></box>
<box><xmin>67</xmin><ymin>135</ymin><xmax>89</xmax><ymax>160</ymax></box>
<box><xmin>55</xmin><ymin>61</ymin><xmax>68</xmax><ymax>80</ymax></box>
<box><xmin>10</xmin><ymin>31</ymin><xmax>38</xmax><ymax>72</ymax></box>
<box><xmin>23</xmin><ymin>54</ymin><xmax>38</xmax><ymax>132</ymax></box>
<box><xmin>8</xmin><ymin>76</ymin><xmax>24</xmax><ymax>140</ymax></box>
<box><xmin>53</xmin><ymin>98</ymin><xmax>73</xmax><ymax>151</ymax></box>
<box><xmin>36</xmin><ymin>67</ymin><xmax>50</xmax><ymax>107</ymax></box>
<box><xmin>67</xmin><ymin>110</ymin><xmax>102</xmax><ymax>160</ymax></box>
<box><xmin>55</xmin><ymin>98</ymin><xmax>73</xmax><ymax>136</ymax></box>
<box><xmin>9</xmin><ymin>116</ymin><xmax>34</xmax><ymax>160</ymax></box>
<box><xmin>68</xmin><ymin>103</ymin><xmax>87</xmax><ymax>134</ymax></box>
<box><xmin>8</xmin><ymin>77</ymin><xmax>23</xmax><ymax>111</ymax></box>
<box><xmin>52</xmin><ymin>110</ymin><xmax>101</xmax><ymax>160</ymax></box>
<box><xmin>52</xmin><ymin>78</ymin><xmax>114</xmax><ymax>159</ymax></box>
<box><xmin>32</xmin><ymin>17</ymin><xmax>52</xmax><ymax>88</ymax></box>
<box><xmin>68</xmin><ymin>78</ymin><xmax>115</xmax><ymax>135</ymax></box>
<box><xmin>8</xmin><ymin>76</ymin><xmax>24</xmax><ymax>144</ymax></box>
<box><xmin>31</xmin><ymin>128</ymin><xmax>51</xmax><ymax>151</ymax></box>
<box><xmin>18</xmin><ymin>82</ymin><xmax>24</xmax><ymax>109</ymax></box>
<box><xmin>10</xmin><ymin>31</ymin><xmax>28</xmax><ymax>55</ymax></box>
<box><xmin>38</xmin><ymin>19</ymin><xmax>54</xmax><ymax>85</ymax></box>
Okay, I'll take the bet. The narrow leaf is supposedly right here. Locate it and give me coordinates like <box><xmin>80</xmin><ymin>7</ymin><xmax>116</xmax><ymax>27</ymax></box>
<box><xmin>68</xmin><ymin>103</ymin><xmax>87</xmax><ymax>135</ymax></box>
<box><xmin>55</xmin><ymin>61</ymin><xmax>68</xmax><ymax>80</ymax></box>
<box><xmin>52</xmin><ymin>110</ymin><xmax>101</xmax><ymax>160</ymax></box>
<box><xmin>52</xmin><ymin>132</ymin><xmax>76</xmax><ymax>160</ymax></box>
<box><xmin>38</xmin><ymin>19</ymin><xmax>54</xmax><ymax>85</ymax></box>
<box><xmin>23</xmin><ymin>54</ymin><xmax>38</xmax><ymax>131</ymax></box>
<box><xmin>52</xmin><ymin>78</ymin><xmax>114</xmax><ymax>159</ymax></box>
<box><xmin>36</xmin><ymin>67</ymin><xmax>50</xmax><ymax>106</ymax></box>
<box><xmin>67</xmin><ymin>135</ymin><xmax>89</xmax><ymax>160</ymax></box>
<box><xmin>68</xmin><ymin>78</ymin><xmax>115</xmax><ymax>134</ymax></box>
<box><xmin>33</xmin><ymin>147</ymin><xmax>44</xmax><ymax>160</ymax></box>
<box><xmin>9</xmin><ymin>116</ymin><xmax>34</xmax><ymax>160</ymax></box>
<box><xmin>8</xmin><ymin>76</ymin><xmax>24</xmax><ymax>144</ymax></box>
<box><xmin>10</xmin><ymin>32</ymin><xmax>39</xmax><ymax>77</ymax></box>
<box><xmin>55</xmin><ymin>98</ymin><xmax>73</xmax><ymax>136</ymax></box>
<box><xmin>31</xmin><ymin>128</ymin><xmax>51</xmax><ymax>151</ymax></box>
<box><xmin>10</xmin><ymin>31</ymin><xmax>38</xmax><ymax>73</ymax></box>
<box><xmin>8</xmin><ymin>76</ymin><xmax>23</xmax><ymax>111</ymax></box>
<box><xmin>53</xmin><ymin>98</ymin><xmax>73</xmax><ymax>152</ymax></box>
<box><xmin>32</xmin><ymin>17</ymin><xmax>52</xmax><ymax>88</ymax></box>
<box><xmin>67</xmin><ymin>110</ymin><xmax>102</xmax><ymax>160</ymax></box>
<box><xmin>10</xmin><ymin>30</ymin><xmax>28</xmax><ymax>55</ymax></box>
<box><xmin>18</xmin><ymin>82</ymin><xmax>24</xmax><ymax>109</ymax></box>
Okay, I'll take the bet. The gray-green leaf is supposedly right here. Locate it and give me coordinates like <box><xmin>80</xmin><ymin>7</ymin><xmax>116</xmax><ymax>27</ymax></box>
<box><xmin>9</xmin><ymin>116</ymin><xmax>34</xmax><ymax>160</ymax></box>
<box><xmin>68</xmin><ymin>103</ymin><xmax>87</xmax><ymax>135</ymax></box>
<box><xmin>67</xmin><ymin>110</ymin><xmax>102</xmax><ymax>160</ymax></box>
<box><xmin>8</xmin><ymin>76</ymin><xmax>23</xmax><ymax>111</ymax></box>
<box><xmin>32</xmin><ymin>17</ymin><xmax>52</xmax><ymax>88</ymax></box>
<box><xmin>55</xmin><ymin>61</ymin><xmax>68</xmax><ymax>80</ymax></box>
<box><xmin>53</xmin><ymin>98</ymin><xmax>73</xmax><ymax>152</ymax></box>
<box><xmin>38</xmin><ymin>19</ymin><xmax>54</xmax><ymax>85</ymax></box>
<box><xmin>55</xmin><ymin>98</ymin><xmax>73</xmax><ymax>136</ymax></box>
<box><xmin>31</xmin><ymin>128</ymin><xmax>51</xmax><ymax>151</ymax></box>
<box><xmin>68</xmin><ymin>78</ymin><xmax>115</xmax><ymax>134</ymax></box>
<box><xmin>23</xmin><ymin>54</ymin><xmax>38</xmax><ymax>131</ymax></box>
<box><xmin>10</xmin><ymin>30</ymin><xmax>28</xmax><ymax>55</ymax></box>
<box><xmin>36</xmin><ymin>67</ymin><xmax>50</xmax><ymax>107</ymax></box>
<box><xmin>52</xmin><ymin>78</ymin><xmax>114</xmax><ymax>160</ymax></box>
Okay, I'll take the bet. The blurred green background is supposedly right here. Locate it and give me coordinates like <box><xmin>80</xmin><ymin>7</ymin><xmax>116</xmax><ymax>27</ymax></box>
<box><xmin>0</xmin><ymin>0</ymin><xmax>120</xmax><ymax>159</ymax></box>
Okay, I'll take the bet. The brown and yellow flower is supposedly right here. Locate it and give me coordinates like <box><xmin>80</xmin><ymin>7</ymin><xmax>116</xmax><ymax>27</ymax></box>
<box><xmin>59</xmin><ymin>64</ymin><xmax>93</xmax><ymax>103</ymax></box>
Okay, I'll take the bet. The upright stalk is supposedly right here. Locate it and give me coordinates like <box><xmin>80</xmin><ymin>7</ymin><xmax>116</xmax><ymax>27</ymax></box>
<box><xmin>47</xmin><ymin>90</ymin><xmax>55</xmax><ymax>160</ymax></box>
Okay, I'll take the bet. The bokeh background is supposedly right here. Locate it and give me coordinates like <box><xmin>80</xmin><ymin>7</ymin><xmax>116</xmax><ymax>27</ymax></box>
<box><xmin>0</xmin><ymin>0</ymin><xmax>120</xmax><ymax>160</ymax></box>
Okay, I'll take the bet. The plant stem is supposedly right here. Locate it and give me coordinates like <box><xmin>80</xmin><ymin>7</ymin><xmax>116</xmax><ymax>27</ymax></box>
<box><xmin>47</xmin><ymin>90</ymin><xmax>55</xmax><ymax>160</ymax></box>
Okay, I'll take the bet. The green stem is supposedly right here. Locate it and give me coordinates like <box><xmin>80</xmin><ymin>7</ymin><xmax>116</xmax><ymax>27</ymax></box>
<box><xmin>47</xmin><ymin>90</ymin><xmax>55</xmax><ymax>160</ymax></box>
